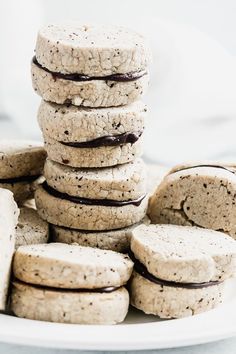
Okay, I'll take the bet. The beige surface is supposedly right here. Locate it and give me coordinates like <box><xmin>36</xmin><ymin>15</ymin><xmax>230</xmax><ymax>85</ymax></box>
<box><xmin>11</xmin><ymin>280</ymin><xmax>129</xmax><ymax>324</ymax></box>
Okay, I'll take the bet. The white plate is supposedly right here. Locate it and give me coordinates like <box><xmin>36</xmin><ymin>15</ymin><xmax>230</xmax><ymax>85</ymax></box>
<box><xmin>0</xmin><ymin>279</ymin><xmax>235</xmax><ymax>351</ymax></box>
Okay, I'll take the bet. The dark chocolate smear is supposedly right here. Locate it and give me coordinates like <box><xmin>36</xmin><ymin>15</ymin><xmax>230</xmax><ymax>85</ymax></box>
<box><xmin>129</xmin><ymin>251</ymin><xmax>221</xmax><ymax>289</ymax></box>
<box><xmin>60</xmin><ymin>131</ymin><xmax>143</xmax><ymax>148</ymax></box>
<box><xmin>42</xmin><ymin>182</ymin><xmax>146</xmax><ymax>207</ymax></box>
<box><xmin>33</xmin><ymin>56</ymin><xmax>147</xmax><ymax>82</ymax></box>
<box><xmin>0</xmin><ymin>174</ymin><xmax>40</xmax><ymax>184</ymax></box>
<box><xmin>173</xmin><ymin>164</ymin><xmax>236</xmax><ymax>176</ymax></box>
<box><xmin>14</xmin><ymin>278</ymin><xmax>120</xmax><ymax>293</ymax></box>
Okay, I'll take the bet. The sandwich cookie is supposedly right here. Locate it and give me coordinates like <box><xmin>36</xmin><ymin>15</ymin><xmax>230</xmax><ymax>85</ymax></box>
<box><xmin>35</xmin><ymin>159</ymin><xmax>148</xmax><ymax>230</ymax></box>
<box><xmin>11</xmin><ymin>243</ymin><xmax>133</xmax><ymax>324</ymax></box>
<box><xmin>130</xmin><ymin>224</ymin><xmax>236</xmax><ymax>318</ymax></box>
<box><xmin>0</xmin><ymin>140</ymin><xmax>46</xmax><ymax>203</ymax></box>
<box><xmin>148</xmin><ymin>163</ymin><xmax>236</xmax><ymax>239</ymax></box>
<box><xmin>38</xmin><ymin>100</ymin><xmax>146</xmax><ymax>167</ymax></box>
<box><xmin>32</xmin><ymin>23</ymin><xmax>150</xmax><ymax>107</ymax></box>
<box><xmin>15</xmin><ymin>207</ymin><xmax>49</xmax><ymax>249</ymax></box>
<box><xmin>51</xmin><ymin>216</ymin><xmax>150</xmax><ymax>252</ymax></box>
<box><xmin>0</xmin><ymin>188</ymin><xmax>19</xmax><ymax>310</ymax></box>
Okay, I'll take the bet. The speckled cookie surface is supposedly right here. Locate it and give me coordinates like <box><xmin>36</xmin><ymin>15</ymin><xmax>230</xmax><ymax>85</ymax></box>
<box><xmin>15</xmin><ymin>207</ymin><xmax>49</xmax><ymax>249</ymax></box>
<box><xmin>0</xmin><ymin>178</ymin><xmax>42</xmax><ymax>204</ymax></box>
<box><xmin>32</xmin><ymin>62</ymin><xmax>149</xmax><ymax>107</ymax></box>
<box><xmin>51</xmin><ymin>217</ymin><xmax>150</xmax><ymax>253</ymax></box>
<box><xmin>44</xmin><ymin>158</ymin><xmax>146</xmax><ymax>200</ymax></box>
<box><xmin>131</xmin><ymin>224</ymin><xmax>236</xmax><ymax>283</ymax></box>
<box><xmin>11</xmin><ymin>280</ymin><xmax>129</xmax><ymax>324</ymax></box>
<box><xmin>130</xmin><ymin>271</ymin><xmax>225</xmax><ymax>319</ymax></box>
<box><xmin>0</xmin><ymin>188</ymin><xmax>19</xmax><ymax>310</ymax></box>
<box><xmin>38</xmin><ymin>100</ymin><xmax>146</xmax><ymax>142</ymax></box>
<box><xmin>35</xmin><ymin>184</ymin><xmax>148</xmax><ymax>230</ymax></box>
<box><xmin>43</xmin><ymin>134</ymin><xmax>143</xmax><ymax>168</ymax></box>
<box><xmin>148</xmin><ymin>165</ymin><xmax>236</xmax><ymax>239</ymax></box>
<box><xmin>35</xmin><ymin>23</ymin><xmax>150</xmax><ymax>76</ymax></box>
<box><xmin>0</xmin><ymin>140</ymin><xmax>46</xmax><ymax>179</ymax></box>
<box><xmin>13</xmin><ymin>243</ymin><xmax>133</xmax><ymax>289</ymax></box>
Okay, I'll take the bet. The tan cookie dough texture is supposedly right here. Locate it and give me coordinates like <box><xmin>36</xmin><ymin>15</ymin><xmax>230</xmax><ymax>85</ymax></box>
<box><xmin>35</xmin><ymin>24</ymin><xmax>150</xmax><ymax>75</ymax></box>
<box><xmin>35</xmin><ymin>185</ymin><xmax>148</xmax><ymax>230</ymax></box>
<box><xmin>130</xmin><ymin>271</ymin><xmax>225</xmax><ymax>319</ymax></box>
<box><xmin>51</xmin><ymin>217</ymin><xmax>150</xmax><ymax>252</ymax></box>
<box><xmin>16</xmin><ymin>207</ymin><xmax>49</xmax><ymax>249</ymax></box>
<box><xmin>0</xmin><ymin>140</ymin><xmax>46</xmax><ymax>179</ymax></box>
<box><xmin>44</xmin><ymin>158</ymin><xmax>146</xmax><ymax>201</ymax></box>
<box><xmin>44</xmin><ymin>134</ymin><xmax>143</xmax><ymax>168</ymax></box>
<box><xmin>148</xmin><ymin>166</ymin><xmax>236</xmax><ymax>239</ymax></box>
<box><xmin>0</xmin><ymin>189</ymin><xmax>19</xmax><ymax>310</ymax></box>
<box><xmin>32</xmin><ymin>63</ymin><xmax>149</xmax><ymax>107</ymax></box>
<box><xmin>38</xmin><ymin>100</ymin><xmax>146</xmax><ymax>143</ymax></box>
<box><xmin>131</xmin><ymin>224</ymin><xmax>236</xmax><ymax>283</ymax></box>
<box><xmin>13</xmin><ymin>243</ymin><xmax>133</xmax><ymax>289</ymax></box>
<box><xmin>11</xmin><ymin>280</ymin><xmax>129</xmax><ymax>324</ymax></box>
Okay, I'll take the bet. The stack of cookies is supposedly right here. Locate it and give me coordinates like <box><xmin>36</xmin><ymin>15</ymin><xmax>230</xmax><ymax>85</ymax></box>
<box><xmin>32</xmin><ymin>23</ymin><xmax>151</xmax><ymax>252</ymax></box>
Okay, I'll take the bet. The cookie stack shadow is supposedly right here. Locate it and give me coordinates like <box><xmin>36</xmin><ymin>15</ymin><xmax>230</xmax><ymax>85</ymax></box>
<box><xmin>32</xmin><ymin>24</ymin><xmax>151</xmax><ymax>252</ymax></box>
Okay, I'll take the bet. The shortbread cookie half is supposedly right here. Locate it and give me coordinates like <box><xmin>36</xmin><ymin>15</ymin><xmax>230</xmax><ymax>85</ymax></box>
<box><xmin>35</xmin><ymin>183</ymin><xmax>148</xmax><ymax>230</ymax></box>
<box><xmin>11</xmin><ymin>280</ymin><xmax>129</xmax><ymax>324</ymax></box>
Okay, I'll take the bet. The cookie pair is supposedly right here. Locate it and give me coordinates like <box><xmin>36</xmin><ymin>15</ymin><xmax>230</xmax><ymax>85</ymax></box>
<box><xmin>130</xmin><ymin>224</ymin><xmax>236</xmax><ymax>318</ymax></box>
<box><xmin>0</xmin><ymin>140</ymin><xmax>46</xmax><ymax>204</ymax></box>
<box><xmin>35</xmin><ymin>158</ymin><xmax>148</xmax><ymax>252</ymax></box>
<box><xmin>32</xmin><ymin>24</ymin><xmax>150</xmax><ymax>108</ymax></box>
<box><xmin>148</xmin><ymin>163</ymin><xmax>236</xmax><ymax>239</ymax></box>
<box><xmin>11</xmin><ymin>243</ymin><xmax>133</xmax><ymax>324</ymax></box>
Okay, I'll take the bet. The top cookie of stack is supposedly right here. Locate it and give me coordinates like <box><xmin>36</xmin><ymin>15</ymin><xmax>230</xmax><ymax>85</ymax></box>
<box><xmin>32</xmin><ymin>23</ymin><xmax>150</xmax><ymax>107</ymax></box>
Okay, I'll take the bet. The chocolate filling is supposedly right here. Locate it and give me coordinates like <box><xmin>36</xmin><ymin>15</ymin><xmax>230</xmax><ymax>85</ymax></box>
<box><xmin>33</xmin><ymin>56</ymin><xmax>147</xmax><ymax>82</ymax></box>
<box><xmin>42</xmin><ymin>182</ymin><xmax>146</xmax><ymax>207</ymax></box>
<box><xmin>60</xmin><ymin>131</ymin><xmax>143</xmax><ymax>148</ymax></box>
<box><xmin>129</xmin><ymin>251</ymin><xmax>221</xmax><ymax>289</ymax></box>
<box><xmin>173</xmin><ymin>164</ymin><xmax>236</xmax><ymax>176</ymax></box>
<box><xmin>15</xmin><ymin>278</ymin><xmax>120</xmax><ymax>293</ymax></box>
<box><xmin>0</xmin><ymin>174</ymin><xmax>40</xmax><ymax>184</ymax></box>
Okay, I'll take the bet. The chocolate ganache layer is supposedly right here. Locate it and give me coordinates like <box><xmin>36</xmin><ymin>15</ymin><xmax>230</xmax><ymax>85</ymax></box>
<box><xmin>129</xmin><ymin>251</ymin><xmax>221</xmax><ymax>289</ymax></box>
<box><xmin>0</xmin><ymin>174</ymin><xmax>40</xmax><ymax>184</ymax></box>
<box><xmin>60</xmin><ymin>131</ymin><xmax>143</xmax><ymax>148</ymax></box>
<box><xmin>42</xmin><ymin>182</ymin><xmax>146</xmax><ymax>207</ymax></box>
<box><xmin>15</xmin><ymin>278</ymin><xmax>121</xmax><ymax>293</ymax></box>
<box><xmin>172</xmin><ymin>164</ymin><xmax>236</xmax><ymax>176</ymax></box>
<box><xmin>33</xmin><ymin>56</ymin><xmax>147</xmax><ymax>82</ymax></box>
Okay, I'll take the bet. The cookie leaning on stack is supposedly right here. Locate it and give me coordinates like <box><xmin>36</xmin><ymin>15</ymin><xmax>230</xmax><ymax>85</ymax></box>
<box><xmin>148</xmin><ymin>163</ymin><xmax>236</xmax><ymax>239</ymax></box>
<box><xmin>11</xmin><ymin>243</ymin><xmax>133</xmax><ymax>324</ymax></box>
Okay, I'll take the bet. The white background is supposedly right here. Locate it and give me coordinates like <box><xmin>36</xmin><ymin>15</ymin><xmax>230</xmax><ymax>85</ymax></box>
<box><xmin>1</xmin><ymin>0</ymin><xmax>236</xmax><ymax>165</ymax></box>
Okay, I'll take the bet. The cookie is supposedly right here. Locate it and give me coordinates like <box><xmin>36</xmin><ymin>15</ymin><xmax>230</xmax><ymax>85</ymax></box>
<box><xmin>32</xmin><ymin>23</ymin><xmax>150</xmax><ymax>107</ymax></box>
<box><xmin>51</xmin><ymin>217</ymin><xmax>150</xmax><ymax>252</ymax></box>
<box><xmin>35</xmin><ymin>183</ymin><xmax>148</xmax><ymax>230</ymax></box>
<box><xmin>44</xmin><ymin>158</ymin><xmax>146</xmax><ymax>201</ymax></box>
<box><xmin>38</xmin><ymin>100</ymin><xmax>146</xmax><ymax>144</ymax></box>
<box><xmin>11</xmin><ymin>280</ymin><xmax>129</xmax><ymax>324</ymax></box>
<box><xmin>0</xmin><ymin>140</ymin><xmax>46</xmax><ymax>203</ymax></box>
<box><xmin>43</xmin><ymin>134</ymin><xmax>143</xmax><ymax>168</ymax></box>
<box><xmin>148</xmin><ymin>164</ymin><xmax>236</xmax><ymax>238</ymax></box>
<box><xmin>0</xmin><ymin>188</ymin><xmax>19</xmax><ymax>310</ymax></box>
<box><xmin>13</xmin><ymin>243</ymin><xmax>133</xmax><ymax>288</ymax></box>
<box><xmin>130</xmin><ymin>224</ymin><xmax>236</xmax><ymax>318</ymax></box>
<box><xmin>12</xmin><ymin>243</ymin><xmax>133</xmax><ymax>324</ymax></box>
<box><xmin>15</xmin><ymin>207</ymin><xmax>49</xmax><ymax>249</ymax></box>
